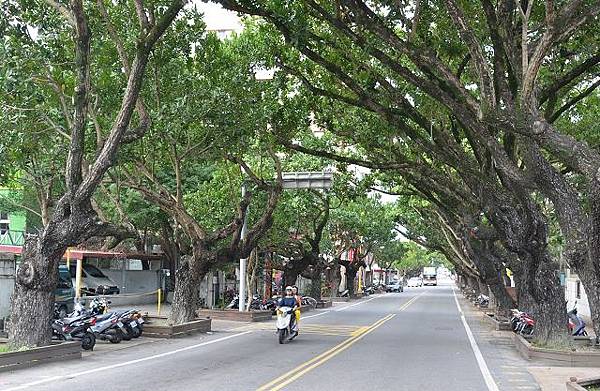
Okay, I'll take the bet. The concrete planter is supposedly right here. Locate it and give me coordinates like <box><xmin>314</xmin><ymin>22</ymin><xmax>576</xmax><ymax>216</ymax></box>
<box><xmin>331</xmin><ymin>297</ymin><xmax>350</xmax><ymax>302</ymax></box>
<box><xmin>299</xmin><ymin>305</ymin><xmax>313</xmax><ymax>314</ymax></box>
<box><xmin>316</xmin><ymin>300</ymin><xmax>332</xmax><ymax>309</ymax></box>
<box><xmin>482</xmin><ymin>313</ymin><xmax>512</xmax><ymax>331</ymax></box>
<box><xmin>196</xmin><ymin>309</ymin><xmax>272</xmax><ymax>322</ymax></box>
<box><xmin>0</xmin><ymin>341</ymin><xmax>81</xmax><ymax>372</ymax></box>
<box><xmin>566</xmin><ymin>376</ymin><xmax>600</xmax><ymax>390</ymax></box>
<box><xmin>143</xmin><ymin>316</ymin><xmax>211</xmax><ymax>338</ymax></box>
<box><xmin>514</xmin><ymin>334</ymin><xmax>600</xmax><ymax>366</ymax></box>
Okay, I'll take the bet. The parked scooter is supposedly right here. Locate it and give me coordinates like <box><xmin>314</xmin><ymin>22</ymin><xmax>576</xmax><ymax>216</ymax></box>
<box><xmin>510</xmin><ymin>309</ymin><xmax>535</xmax><ymax>335</ymax></box>
<box><xmin>275</xmin><ymin>306</ymin><xmax>297</xmax><ymax>344</ymax></box>
<box><xmin>568</xmin><ymin>301</ymin><xmax>587</xmax><ymax>336</ymax></box>
<box><xmin>88</xmin><ymin>297</ymin><xmax>144</xmax><ymax>341</ymax></box>
<box><xmin>476</xmin><ymin>294</ymin><xmax>489</xmax><ymax>308</ymax></box>
<box><xmin>52</xmin><ymin>305</ymin><xmax>97</xmax><ymax>350</ymax></box>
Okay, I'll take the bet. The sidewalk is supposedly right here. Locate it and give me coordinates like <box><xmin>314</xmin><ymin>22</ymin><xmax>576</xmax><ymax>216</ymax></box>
<box><xmin>528</xmin><ymin>367</ymin><xmax>600</xmax><ymax>391</ymax></box>
<box><xmin>459</xmin><ymin>289</ymin><xmax>600</xmax><ymax>390</ymax></box>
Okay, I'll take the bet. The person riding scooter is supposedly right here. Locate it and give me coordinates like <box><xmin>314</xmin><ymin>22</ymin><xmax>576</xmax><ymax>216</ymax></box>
<box><xmin>278</xmin><ymin>286</ymin><xmax>299</xmax><ymax>337</ymax></box>
<box><xmin>292</xmin><ymin>285</ymin><xmax>302</xmax><ymax>333</ymax></box>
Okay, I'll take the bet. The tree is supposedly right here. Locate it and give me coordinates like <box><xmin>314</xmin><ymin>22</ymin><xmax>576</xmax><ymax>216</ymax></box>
<box><xmin>214</xmin><ymin>0</ymin><xmax>600</xmax><ymax>343</ymax></box>
<box><xmin>329</xmin><ymin>196</ymin><xmax>395</xmax><ymax>297</ymax></box>
<box><xmin>114</xmin><ymin>29</ymin><xmax>288</xmax><ymax>324</ymax></box>
<box><xmin>2</xmin><ymin>0</ymin><xmax>186</xmax><ymax>348</ymax></box>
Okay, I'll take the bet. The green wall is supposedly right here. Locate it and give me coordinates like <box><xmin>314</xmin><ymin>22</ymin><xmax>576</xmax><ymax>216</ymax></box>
<box><xmin>0</xmin><ymin>188</ymin><xmax>26</xmax><ymax>245</ymax></box>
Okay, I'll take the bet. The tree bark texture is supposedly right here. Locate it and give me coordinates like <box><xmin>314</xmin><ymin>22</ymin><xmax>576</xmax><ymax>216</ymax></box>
<box><xmin>309</xmin><ymin>268</ymin><xmax>322</xmax><ymax>300</ymax></box>
<box><xmin>8</xmin><ymin>241</ymin><xmax>59</xmax><ymax>348</ymax></box>
<box><xmin>168</xmin><ymin>252</ymin><xmax>207</xmax><ymax>325</ymax></box>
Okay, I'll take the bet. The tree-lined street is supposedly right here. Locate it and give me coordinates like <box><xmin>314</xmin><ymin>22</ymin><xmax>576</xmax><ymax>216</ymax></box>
<box><xmin>2</xmin><ymin>0</ymin><xmax>600</xmax><ymax>388</ymax></box>
<box><xmin>1</xmin><ymin>280</ymin><xmax>540</xmax><ymax>391</ymax></box>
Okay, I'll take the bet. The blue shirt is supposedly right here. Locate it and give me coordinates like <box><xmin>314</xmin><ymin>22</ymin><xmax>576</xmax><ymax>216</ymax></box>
<box><xmin>278</xmin><ymin>296</ymin><xmax>296</xmax><ymax>308</ymax></box>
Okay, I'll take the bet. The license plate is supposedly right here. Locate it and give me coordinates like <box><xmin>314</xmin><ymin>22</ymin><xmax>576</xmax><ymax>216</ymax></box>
<box><xmin>130</xmin><ymin>320</ymin><xmax>138</xmax><ymax>328</ymax></box>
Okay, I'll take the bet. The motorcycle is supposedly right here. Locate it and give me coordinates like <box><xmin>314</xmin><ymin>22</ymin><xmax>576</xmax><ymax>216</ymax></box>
<box><xmin>89</xmin><ymin>298</ymin><xmax>144</xmax><ymax>340</ymax></box>
<box><xmin>476</xmin><ymin>294</ymin><xmax>489</xmax><ymax>308</ymax></box>
<box><xmin>568</xmin><ymin>305</ymin><xmax>587</xmax><ymax>336</ymax></box>
<box><xmin>509</xmin><ymin>309</ymin><xmax>535</xmax><ymax>335</ymax></box>
<box><xmin>52</xmin><ymin>308</ymin><xmax>97</xmax><ymax>350</ymax></box>
<box><xmin>276</xmin><ymin>306</ymin><xmax>297</xmax><ymax>344</ymax></box>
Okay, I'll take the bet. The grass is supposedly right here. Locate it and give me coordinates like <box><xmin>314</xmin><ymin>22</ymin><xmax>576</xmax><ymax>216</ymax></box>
<box><xmin>585</xmin><ymin>385</ymin><xmax>600</xmax><ymax>390</ymax></box>
<box><xmin>0</xmin><ymin>344</ymin><xmax>10</xmax><ymax>353</ymax></box>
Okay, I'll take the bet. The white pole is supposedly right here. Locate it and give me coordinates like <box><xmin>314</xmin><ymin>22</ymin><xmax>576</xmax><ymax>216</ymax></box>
<box><xmin>239</xmin><ymin>183</ymin><xmax>248</xmax><ymax>312</ymax></box>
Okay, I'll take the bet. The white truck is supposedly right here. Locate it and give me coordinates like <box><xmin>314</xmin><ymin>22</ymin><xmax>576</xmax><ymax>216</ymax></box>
<box><xmin>422</xmin><ymin>267</ymin><xmax>438</xmax><ymax>286</ymax></box>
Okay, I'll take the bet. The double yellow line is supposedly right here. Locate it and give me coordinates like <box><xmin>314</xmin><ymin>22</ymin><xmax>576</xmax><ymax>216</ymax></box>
<box><xmin>257</xmin><ymin>314</ymin><xmax>395</xmax><ymax>391</ymax></box>
<box><xmin>399</xmin><ymin>292</ymin><xmax>424</xmax><ymax>311</ymax></box>
<box><xmin>257</xmin><ymin>293</ymin><xmax>424</xmax><ymax>391</ymax></box>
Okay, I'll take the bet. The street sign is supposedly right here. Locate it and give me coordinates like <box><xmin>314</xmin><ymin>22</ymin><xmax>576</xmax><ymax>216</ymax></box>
<box><xmin>281</xmin><ymin>171</ymin><xmax>333</xmax><ymax>190</ymax></box>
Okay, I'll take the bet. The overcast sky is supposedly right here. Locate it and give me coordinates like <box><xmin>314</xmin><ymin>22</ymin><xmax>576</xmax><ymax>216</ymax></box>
<box><xmin>195</xmin><ymin>1</ymin><xmax>242</xmax><ymax>32</ymax></box>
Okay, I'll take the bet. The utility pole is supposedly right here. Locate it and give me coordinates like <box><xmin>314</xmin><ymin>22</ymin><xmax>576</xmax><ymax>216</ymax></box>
<box><xmin>238</xmin><ymin>183</ymin><xmax>248</xmax><ymax>312</ymax></box>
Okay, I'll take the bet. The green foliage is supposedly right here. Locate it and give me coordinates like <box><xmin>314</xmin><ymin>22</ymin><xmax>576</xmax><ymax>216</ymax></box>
<box><xmin>395</xmin><ymin>242</ymin><xmax>449</xmax><ymax>274</ymax></box>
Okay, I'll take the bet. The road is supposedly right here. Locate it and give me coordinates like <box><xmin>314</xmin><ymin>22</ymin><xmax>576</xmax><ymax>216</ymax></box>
<box><xmin>0</xmin><ymin>281</ymin><xmax>539</xmax><ymax>391</ymax></box>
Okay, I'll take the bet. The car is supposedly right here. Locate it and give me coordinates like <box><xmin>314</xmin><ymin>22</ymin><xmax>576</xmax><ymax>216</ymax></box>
<box><xmin>386</xmin><ymin>280</ymin><xmax>403</xmax><ymax>292</ymax></box>
<box><xmin>54</xmin><ymin>265</ymin><xmax>75</xmax><ymax>318</ymax></box>
<box><xmin>407</xmin><ymin>277</ymin><xmax>423</xmax><ymax>288</ymax></box>
<box><xmin>69</xmin><ymin>264</ymin><xmax>120</xmax><ymax>295</ymax></box>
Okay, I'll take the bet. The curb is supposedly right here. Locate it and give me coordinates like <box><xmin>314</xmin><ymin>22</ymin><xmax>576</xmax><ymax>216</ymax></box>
<box><xmin>0</xmin><ymin>341</ymin><xmax>81</xmax><ymax>372</ymax></box>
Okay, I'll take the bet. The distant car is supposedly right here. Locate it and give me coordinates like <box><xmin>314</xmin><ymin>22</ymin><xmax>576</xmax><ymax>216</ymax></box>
<box><xmin>407</xmin><ymin>277</ymin><xmax>423</xmax><ymax>288</ymax></box>
<box><xmin>386</xmin><ymin>281</ymin><xmax>403</xmax><ymax>292</ymax></box>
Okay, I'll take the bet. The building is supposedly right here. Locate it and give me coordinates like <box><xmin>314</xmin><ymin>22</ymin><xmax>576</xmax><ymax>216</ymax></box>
<box><xmin>0</xmin><ymin>188</ymin><xmax>26</xmax><ymax>246</ymax></box>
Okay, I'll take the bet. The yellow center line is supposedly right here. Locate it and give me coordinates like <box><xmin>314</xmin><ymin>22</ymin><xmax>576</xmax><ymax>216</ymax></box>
<box><xmin>257</xmin><ymin>293</ymin><xmax>423</xmax><ymax>391</ymax></box>
<box><xmin>256</xmin><ymin>314</ymin><xmax>394</xmax><ymax>391</ymax></box>
<box><xmin>399</xmin><ymin>291</ymin><xmax>426</xmax><ymax>311</ymax></box>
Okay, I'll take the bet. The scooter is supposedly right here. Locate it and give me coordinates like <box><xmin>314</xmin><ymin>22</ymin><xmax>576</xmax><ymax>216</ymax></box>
<box><xmin>52</xmin><ymin>310</ymin><xmax>97</xmax><ymax>350</ymax></box>
<box><xmin>568</xmin><ymin>306</ymin><xmax>587</xmax><ymax>336</ymax></box>
<box><xmin>275</xmin><ymin>306</ymin><xmax>297</xmax><ymax>344</ymax></box>
<box><xmin>476</xmin><ymin>294</ymin><xmax>489</xmax><ymax>308</ymax></box>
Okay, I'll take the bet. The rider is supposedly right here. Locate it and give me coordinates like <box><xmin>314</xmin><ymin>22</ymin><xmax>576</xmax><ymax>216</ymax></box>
<box><xmin>292</xmin><ymin>285</ymin><xmax>302</xmax><ymax>333</ymax></box>
<box><xmin>278</xmin><ymin>286</ymin><xmax>299</xmax><ymax>335</ymax></box>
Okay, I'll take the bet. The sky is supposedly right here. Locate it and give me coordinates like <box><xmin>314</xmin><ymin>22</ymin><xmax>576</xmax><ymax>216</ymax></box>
<box><xmin>195</xmin><ymin>1</ymin><xmax>242</xmax><ymax>32</ymax></box>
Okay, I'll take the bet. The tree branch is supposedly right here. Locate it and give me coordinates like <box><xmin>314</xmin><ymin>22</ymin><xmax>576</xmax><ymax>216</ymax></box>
<box><xmin>548</xmin><ymin>78</ymin><xmax>600</xmax><ymax>123</ymax></box>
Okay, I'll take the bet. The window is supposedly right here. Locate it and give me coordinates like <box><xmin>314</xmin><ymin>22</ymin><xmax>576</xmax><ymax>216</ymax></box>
<box><xmin>0</xmin><ymin>212</ymin><xmax>8</xmax><ymax>235</ymax></box>
<box><xmin>83</xmin><ymin>264</ymin><xmax>107</xmax><ymax>278</ymax></box>
<box><xmin>576</xmin><ymin>281</ymin><xmax>581</xmax><ymax>299</ymax></box>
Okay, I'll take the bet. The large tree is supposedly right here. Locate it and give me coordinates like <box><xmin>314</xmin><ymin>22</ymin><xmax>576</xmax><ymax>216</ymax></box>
<box><xmin>216</xmin><ymin>0</ymin><xmax>600</xmax><ymax>343</ymax></box>
<box><xmin>2</xmin><ymin>0</ymin><xmax>186</xmax><ymax>348</ymax></box>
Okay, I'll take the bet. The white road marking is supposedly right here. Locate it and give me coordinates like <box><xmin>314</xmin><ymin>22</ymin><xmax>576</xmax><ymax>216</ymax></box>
<box><xmin>334</xmin><ymin>296</ymin><xmax>378</xmax><ymax>311</ymax></box>
<box><xmin>302</xmin><ymin>310</ymin><xmax>331</xmax><ymax>319</ymax></box>
<box><xmin>452</xmin><ymin>286</ymin><xmax>500</xmax><ymax>391</ymax></box>
<box><xmin>3</xmin><ymin>331</ymin><xmax>253</xmax><ymax>391</ymax></box>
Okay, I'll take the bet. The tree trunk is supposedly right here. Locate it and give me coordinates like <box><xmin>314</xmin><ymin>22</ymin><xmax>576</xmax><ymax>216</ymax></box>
<box><xmin>169</xmin><ymin>244</ymin><xmax>211</xmax><ymax>325</ymax></box>
<box><xmin>477</xmin><ymin>279</ymin><xmax>489</xmax><ymax>296</ymax></box>
<box><xmin>466</xmin><ymin>275</ymin><xmax>480</xmax><ymax>297</ymax></box>
<box><xmin>283</xmin><ymin>265</ymin><xmax>302</xmax><ymax>288</ymax></box>
<box><xmin>517</xmin><ymin>251</ymin><xmax>568</xmax><ymax>345</ymax></box>
<box><xmin>346</xmin><ymin>265</ymin><xmax>358</xmax><ymax>298</ymax></box>
<box><xmin>309</xmin><ymin>267</ymin><xmax>322</xmax><ymax>300</ymax></box>
<box><xmin>8</xmin><ymin>239</ymin><xmax>61</xmax><ymax>348</ymax></box>
<box><xmin>487</xmin><ymin>280</ymin><xmax>516</xmax><ymax>318</ymax></box>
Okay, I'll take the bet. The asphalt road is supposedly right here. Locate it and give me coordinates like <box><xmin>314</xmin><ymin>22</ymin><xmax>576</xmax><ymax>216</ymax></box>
<box><xmin>0</xmin><ymin>280</ymin><xmax>536</xmax><ymax>391</ymax></box>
